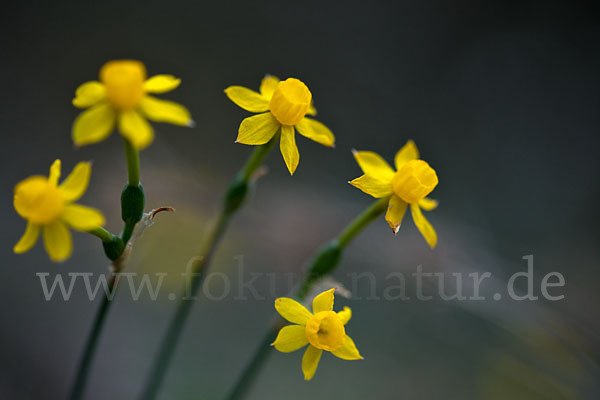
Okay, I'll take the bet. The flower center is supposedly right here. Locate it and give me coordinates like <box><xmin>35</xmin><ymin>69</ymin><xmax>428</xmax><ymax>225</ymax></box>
<box><xmin>269</xmin><ymin>78</ymin><xmax>312</xmax><ymax>126</ymax></box>
<box><xmin>392</xmin><ymin>160</ymin><xmax>438</xmax><ymax>203</ymax></box>
<box><xmin>100</xmin><ymin>60</ymin><xmax>146</xmax><ymax>110</ymax></box>
<box><xmin>14</xmin><ymin>177</ymin><xmax>65</xmax><ymax>224</ymax></box>
<box><xmin>305</xmin><ymin>311</ymin><xmax>345</xmax><ymax>351</ymax></box>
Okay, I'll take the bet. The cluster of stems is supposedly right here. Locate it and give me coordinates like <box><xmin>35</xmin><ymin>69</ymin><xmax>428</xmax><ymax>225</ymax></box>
<box><xmin>71</xmin><ymin>130</ymin><xmax>388</xmax><ymax>400</ymax></box>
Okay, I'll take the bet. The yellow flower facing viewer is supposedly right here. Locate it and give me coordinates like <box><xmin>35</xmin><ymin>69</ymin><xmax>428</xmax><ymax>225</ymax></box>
<box><xmin>225</xmin><ymin>75</ymin><xmax>335</xmax><ymax>175</ymax></box>
<box><xmin>272</xmin><ymin>288</ymin><xmax>362</xmax><ymax>381</ymax></box>
<box><xmin>72</xmin><ymin>60</ymin><xmax>193</xmax><ymax>150</ymax></box>
<box><xmin>13</xmin><ymin>160</ymin><xmax>105</xmax><ymax>262</ymax></box>
<box><xmin>349</xmin><ymin>140</ymin><xmax>439</xmax><ymax>248</ymax></box>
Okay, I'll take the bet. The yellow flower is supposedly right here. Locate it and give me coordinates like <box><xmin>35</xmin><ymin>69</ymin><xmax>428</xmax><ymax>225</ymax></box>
<box><xmin>349</xmin><ymin>140</ymin><xmax>439</xmax><ymax>248</ymax></box>
<box><xmin>13</xmin><ymin>159</ymin><xmax>105</xmax><ymax>262</ymax></box>
<box><xmin>225</xmin><ymin>75</ymin><xmax>335</xmax><ymax>175</ymax></box>
<box><xmin>272</xmin><ymin>288</ymin><xmax>362</xmax><ymax>381</ymax></box>
<box><xmin>72</xmin><ymin>60</ymin><xmax>193</xmax><ymax>150</ymax></box>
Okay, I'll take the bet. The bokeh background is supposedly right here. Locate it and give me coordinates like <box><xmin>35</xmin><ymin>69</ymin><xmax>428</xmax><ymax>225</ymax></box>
<box><xmin>1</xmin><ymin>0</ymin><xmax>599</xmax><ymax>399</ymax></box>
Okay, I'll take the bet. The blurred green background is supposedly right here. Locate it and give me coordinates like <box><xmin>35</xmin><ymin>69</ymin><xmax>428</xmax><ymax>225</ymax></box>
<box><xmin>1</xmin><ymin>0</ymin><xmax>599</xmax><ymax>399</ymax></box>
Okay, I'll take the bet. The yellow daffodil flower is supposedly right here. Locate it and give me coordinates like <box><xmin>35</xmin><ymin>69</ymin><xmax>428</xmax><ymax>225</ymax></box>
<box><xmin>13</xmin><ymin>159</ymin><xmax>105</xmax><ymax>262</ymax></box>
<box><xmin>349</xmin><ymin>140</ymin><xmax>439</xmax><ymax>248</ymax></box>
<box><xmin>272</xmin><ymin>288</ymin><xmax>362</xmax><ymax>381</ymax></box>
<box><xmin>72</xmin><ymin>60</ymin><xmax>193</xmax><ymax>150</ymax></box>
<box><xmin>225</xmin><ymin>75</ymin><xmax>335</xmax><ymax>175</ymax></box>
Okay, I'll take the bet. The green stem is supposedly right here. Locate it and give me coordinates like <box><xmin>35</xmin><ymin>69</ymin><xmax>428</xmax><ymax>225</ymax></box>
<box><xmin>123</xmin><ymin>138</ymin><xmax>140</xmax><ymax>186</ymax></box>
<box><xmin>138</xmin><ymin>137</ymin><xmax>276</xmax><ymax>400</ymax></box>
<box><xmin>68</xmin><ymin>275</ymin><xmax>117</xmax><ymax>400</ymax></box>
<box><xmin>225</xmin><ymin>197</ymin><xmax>388</xmax><ymax>400</ymax></box>
<box><xmin>89</xmin><ymin>226</ymin><xmax>114</xmax><ymax>242</ymax></box>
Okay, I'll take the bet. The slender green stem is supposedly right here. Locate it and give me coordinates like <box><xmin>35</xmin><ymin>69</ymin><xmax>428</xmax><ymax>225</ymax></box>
<box><xmin>69</xmin><ymin>275</ymin><xmax>117</xmax><ymax>400</ymax></box>
<box><xmin>138</xmin><ymin>138</ymin><xmax>276</xmax><ymax>400</ymax></box>
<box><xmin>88</xmin><ymin>226</ymin><xmax>114</xmax><ymax>242</ymax></box>
<box><xmin>338</xmin><ymin>197</ymin><xmax>389</xmax><ymax>248</ymax></box>
<box><xmin>225</xmin><ymin>198</ymin><xmax>388</xmax><ymax>400</ymax></box>
<box><xmin>123</xmin><ymin>138</ymin><xmax>140</xmax><ymax>186</ymax></box>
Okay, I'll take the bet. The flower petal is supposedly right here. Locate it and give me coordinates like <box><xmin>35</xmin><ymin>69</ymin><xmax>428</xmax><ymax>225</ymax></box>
<box><xmin>236</xmin><ymin>112</ymin><xmax>280</xmax><ymax>145</ymax></box>
<box><xmin>352</xmin><ymin>150</ymin><xmax>395</xmax><ymax>181</ymax></box>
<box><xmin>72</xmin><ymin>103</ymin><xmax>116</xmax><ymax>146</ymax></box>
<box><xmin>49</xmin><ymin>159</ymin><xmax>61</xmax><ymax>186</ymax></box>
<box><xmin>332</xmin><ymin>335</ymin><xmax>363</xmax><ymax>360</ymax></box>
<box><xmin>394</xmin><ymin>139</ymin><xmax>419</xmax><ymax>170</ymax></box>
<box><xmin>385</xmin><ymin>195</ymin><xmax>408</xmax><ymax>234</ymax></box>
<box><xmin>140</xmin><ymin>96</ymin><xmax>192</xmax><ymax>126</ymax></box>
<box><xmin>225</xmin><ymin>86</ymin><xmax>270</xmax><ymax>112</ymax></box>
<box><xmin>43</xmin><ymin>221</ymin><xmax>72</xmax><ymax>262</ymax></box>
<box><xmin>418</xmin><ymin>197</ymin><xmax>439</xmax><ymax>211</ymax></box>
<box><xmin>410</xmin><ymin>203</ymin><xmax>437</xmax><ymax>248</ymax></box>
<box><xmin>348</xmin><ymin>175</ymin><xmax>392</xmax><ymax>198</ymax></box>
<box><xmin>14</xmin><ymin>222</ymin><xmax>40</xmax><ymax>254</ymax></box>
<box><xmin>280</xmin><ymin>125</ymin><xmax>299</xmax><ymax>175</ymax></box>
<box><xmin>62</xmin><ymin>204</ymin><xmax>105</xmax><ymax>231</ymax></box>
<box><xmin>259</xmin><ymin>75</ymin><xmax>280</xmax><ymax>99</ymax></box>
<box><xmin>337</xmin><ymin>306</ymin><xmax>352</xmax><ymax>325</ymax></box>
<box><xmin>312</xmin><ymin>288</ymin><xmax>335</xmax><ymax>314</ymax></box>
<box><xmin>144</xmin><ymin>75</ymin><xmax>181</xmax><ymax>93</ymax></box>
<box><xmin>302</xmin><ymin>345</ymin><xmax>323</xmax><ymax>381</ymax></box>
<box><xmin>307</xmin><ymin>102</ymin><xmax>317</xmax><ymax>116</ymax></box>
<box><xmin>275</xmin><ymin>297</ymin><xmax>312</xmax><ymax>325</ymax></box>
<box><xmin>118</xmin><ymin>110</ymin><xmax>154</xmax><ymax>149</ymax></box>
<box><xmin>295</xmin><ymin>117</ymin><xmax>334</xmax><ymax>147</ymax></box>
<box><xmin>59</xmin><ymin>162</ymin><xmax>91</xmax><ymax>202</ymax></box>
<box><xmin>72</xmin><ymin>81</ymin><xmax>106</xmax><ymax>108</ymax></box>
<box><xmin>272</xmin><ymin>325</ymin><xmax>309</xmax><ymax>353</ymax></box>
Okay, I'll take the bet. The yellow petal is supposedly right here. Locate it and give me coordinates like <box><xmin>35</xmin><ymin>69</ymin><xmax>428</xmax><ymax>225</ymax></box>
<box><xmin>14</xmin><ymin>222</ymin><xmax>40</xmax><ymax>254</ymax></box>
<box><xmin>72</xmin><ymin>81</ymin><xmax>106</xmax><ymax>108</ymax></box>
<box><xmin>280</xmin><ymin>125</ymin><xmax>299</xmax><ymax>175</ymax></box>
<box><xmin>394</xmin><ymin>139</ymin><xmax>419</xmax><ymax>170</ymax></box>
<box><xmin>274</xmin><ymin>297</ymin><xmax>312</xmax><ymax>325</ymax></box>
<box><xmin>272</xmin><ymin>325</ymin><xmax>309</xmax><ymax>353</ymax></box>
<box><xmin>302</xmin><ymin>345</ymin><xmax>323</xmax><ymax>381</ymax></box>
<box><xmin>295</xmin><ymin>118</ymin><xmax>334</xmax><ymax>147</ymax></box>
<box><xmin>306</xmin><ymin>102</ymin><xmax>317</xmax><ymax>116</ymax></box>
<box><xmin>118</xmin><ymin>110</ymin><xmax>154</xmax><ymax>149</ymax></box>
<box><xmin>236</xmin><ymin>112</ymin><xmax>280</xmax><ymax>145</ymax></box>
<box><xmin>385</xmin><ymin>195</ymin><xmax>408</xmax><ymax>234</ymax></box>
<box><xmin>43</xmin><ymin>220</ymin><xmax>72</xmax><ymax>262</ymax></box>
<box><xmin>348</xmin><ymin>175</ymin><xmax>392</xmax><ymax>198</ymax></box>
<box><xmin>72</xmin><ymin>103</ymin><xmax>116</xmax><ymax>146</ymax></box>
<box><xmin>144</xmin><ymin>75</ymin><xmax>181</xmax><ymax>93</ymax></box>
<box><xmin>418</xmin><ymin>197</ymin><xmax>439</xmax><ymax>211</ymax></box>
<box><xmin>49</xmin><ymin>159</ymin><xmax>61</xmax><ymax>186</ymax></box>
<box><xmin>331</xmin><ymin>335</ymin><xmax>362</xmax><ymax>360</ymax></box>
<box><xmin>59</xmin><ymin>162</ymin><xmax>91</xmax><ymax>202</ymax></box>
<box><xmin>140</xmin><ymin>96</ymin><xmax>192</xmax><ymax>126</ymax></box>
<box><xmin>225</xmin><ymin>86</ymin><xmax>270</xmax><ymax>112</ymax></box>
<box><xmin>312</xmin><ymin>288</ymin><xmax>335</xmax><ymax>314</ymax></box>
<box><xmin>259</xmin><ymin>75</ymin><xmax>280</xmax><ymax>99</ymax></box>
<box><xmin>410</xmin><ymin>203</ymin><xmax>437</xmax><ymax>248</ymax></box>
<box><xmin>337</xmin><ymin>306</ymin><xmax>352</xmax><ymax>325</ymax></box>
<box><xmin>352</xmin><ymin>150</ymin><xmax>395</xmax><ymax>181</ymax></box>
<box><xmin>62</xmin><ymin>204</ymin><xmax>105</xmax><ymax>231</ymax></box>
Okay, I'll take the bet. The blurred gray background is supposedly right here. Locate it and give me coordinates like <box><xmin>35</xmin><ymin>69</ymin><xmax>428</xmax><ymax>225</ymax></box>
<box><xmin>1</xmin><ymin>0</ymin><xmax>599</xmax><ymax>399</ymax></box>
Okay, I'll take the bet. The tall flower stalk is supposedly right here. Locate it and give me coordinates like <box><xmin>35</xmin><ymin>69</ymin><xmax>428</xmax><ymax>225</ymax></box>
<box><xmin>225</xmin><ymin>198</ymin><xmax>389</xmax><ymax>400</ymax></box>
<box><xmin>138</xmin><ymin>136</ymin><xmax>277</xmax><ymax>400</ymax></box>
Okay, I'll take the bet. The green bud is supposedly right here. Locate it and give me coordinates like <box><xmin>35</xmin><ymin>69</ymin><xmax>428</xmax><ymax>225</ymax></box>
<box><xmin>307</xmin><ymin>239</ymin><xmax>342</xmax><ymax>283</ymax></box>
<box><xmin>223</xmin><ymin>174</ymin><xmax>248</xmax><ymax>213</ymax></box>
<box><xmin>101</xmin><ymin>234</ymin><xmax>125</xmax><ymax>261</ymax></box>
<box><xmin>121</xmin><ymin>183</ymin><xmax>145</xmax><ymax>224</ymax></box>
